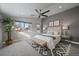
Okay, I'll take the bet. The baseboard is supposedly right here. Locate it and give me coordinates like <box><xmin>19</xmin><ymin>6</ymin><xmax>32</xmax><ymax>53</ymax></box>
<box><xmin>65</xmin><ymin>40</ymin><xmax>79</xmax><ymax>45</ymax></box>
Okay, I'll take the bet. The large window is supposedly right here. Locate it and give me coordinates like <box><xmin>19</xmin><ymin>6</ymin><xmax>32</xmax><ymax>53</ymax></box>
<box><xmin>15</xmin><ymin>21</ymin><xmax>32</xmax><ymax>32</ymax></box>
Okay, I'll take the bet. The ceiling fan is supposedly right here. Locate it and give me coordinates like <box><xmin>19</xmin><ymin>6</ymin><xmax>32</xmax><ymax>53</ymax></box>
<box><xmin>33</xmin><ymin>9</ymin><xmax>50</xmax><ymax>18</ymax></box>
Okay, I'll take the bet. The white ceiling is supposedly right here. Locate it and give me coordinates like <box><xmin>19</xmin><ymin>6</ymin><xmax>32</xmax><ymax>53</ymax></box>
<box><xmin>0</xmin><ymin>3</ymin><xmax>79</xmax><ymax>18</ymax></box>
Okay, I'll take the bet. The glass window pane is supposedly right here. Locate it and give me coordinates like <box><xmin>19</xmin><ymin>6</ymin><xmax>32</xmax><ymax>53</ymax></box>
<box><xmin>15</xmin><ymin>21</ymin><xmax>32</xmax><ymax>32</ymax></box>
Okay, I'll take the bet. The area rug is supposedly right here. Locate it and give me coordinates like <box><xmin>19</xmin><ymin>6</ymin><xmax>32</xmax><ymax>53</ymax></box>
<box><xmin>32</xmin><ymin>42</ymin><xmax>71</xmax><ymax>56</ymax></box>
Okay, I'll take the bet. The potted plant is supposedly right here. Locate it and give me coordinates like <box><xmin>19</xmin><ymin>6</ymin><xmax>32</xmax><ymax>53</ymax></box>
<box><xmin>2</xmin><ymin>17</ymin><xmax>14</xmax><ymax>45</ymax></box>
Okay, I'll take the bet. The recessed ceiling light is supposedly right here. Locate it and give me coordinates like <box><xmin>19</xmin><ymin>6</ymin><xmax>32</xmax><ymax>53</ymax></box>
<box><xmin>59</xmin><ymin>6</ymin><xmax>62</xmax><ymax>8</ymax></box>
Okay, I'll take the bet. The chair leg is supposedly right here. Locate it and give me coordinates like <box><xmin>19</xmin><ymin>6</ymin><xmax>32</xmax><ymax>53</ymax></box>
<box><xmin>50</xmin><ymin>49</ymin><xmax>54</xmax><ymax>56</ymax></box>
<box><xmin>42</xmin><ymin>47</ymin><xmax>47</xmax><ymax>55</ymax></box>
<box><xmin>37</xmin><ymin>46</ymin><xmax>41</xmax><ymax>53</ymax></box>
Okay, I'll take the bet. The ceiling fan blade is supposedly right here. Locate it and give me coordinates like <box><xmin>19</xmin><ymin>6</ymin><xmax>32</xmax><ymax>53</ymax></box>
<box><xmin>42</xmin><ymin>10</ymin><xmax>50</xmax><ymax>14</ymax></box>
<box><xmin>35</xmin><ymin>9</ymin><xmax>40</xmax><ymax>14</ymax></box>
<box><xmin>42</xmin><ymin>14</ymin><xmax>48</xmax><ymax>17</ymax></box>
